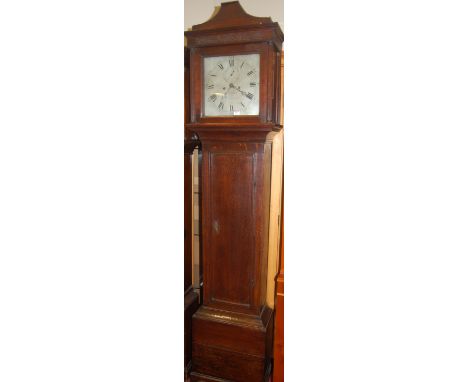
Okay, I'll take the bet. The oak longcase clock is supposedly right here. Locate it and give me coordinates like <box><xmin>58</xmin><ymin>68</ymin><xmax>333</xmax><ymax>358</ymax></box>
<box><xmin>185</xmin><ymin>2</ymin><xmax>283</xmax><ymax>381</ymax></box>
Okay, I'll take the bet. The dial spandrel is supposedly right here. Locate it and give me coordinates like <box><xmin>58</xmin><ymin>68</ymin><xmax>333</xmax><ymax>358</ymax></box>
<box><xmin>203</xmin><ymin>53</ymin><xmax>260</xmax><ymax>117</ymax></box>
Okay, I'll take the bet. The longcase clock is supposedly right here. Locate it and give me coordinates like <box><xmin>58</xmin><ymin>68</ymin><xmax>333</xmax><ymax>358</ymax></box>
<box><xmin>185</xmin><ymin>2</ymin><xmax>283</xmax><ymax>381</ymax></box>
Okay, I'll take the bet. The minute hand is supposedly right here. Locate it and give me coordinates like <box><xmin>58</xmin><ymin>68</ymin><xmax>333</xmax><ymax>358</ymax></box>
<box><xmin>229</xmin><ymin>83</ymin><xmax>250</xmax><ymax>98</ymax></box>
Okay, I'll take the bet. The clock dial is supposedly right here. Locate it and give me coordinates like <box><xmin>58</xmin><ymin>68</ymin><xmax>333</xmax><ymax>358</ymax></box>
<box><xmin>203</xmin><ymin>53</ymin><xmax>260</xmax><ymax>117</ymax></box>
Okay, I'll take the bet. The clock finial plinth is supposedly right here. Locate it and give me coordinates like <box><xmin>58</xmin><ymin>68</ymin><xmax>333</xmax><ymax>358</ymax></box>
<box><xmin>185</xmin><ymin>1</ymin><xmax>283</xmax><ymax>50</ymax></box>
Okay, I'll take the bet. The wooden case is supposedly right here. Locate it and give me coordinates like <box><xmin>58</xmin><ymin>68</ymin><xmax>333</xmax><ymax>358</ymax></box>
<box><xmin>185</xmin><ymin>3</ymin><xmax>283</xmax><ymax>381</ymax></box>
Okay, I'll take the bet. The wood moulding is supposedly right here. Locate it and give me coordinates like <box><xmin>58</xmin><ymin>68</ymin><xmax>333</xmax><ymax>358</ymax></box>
<box><xmin>187</xmin><ymin>125</ymin><xmax>281</xmax><ymax>145</ymax></box>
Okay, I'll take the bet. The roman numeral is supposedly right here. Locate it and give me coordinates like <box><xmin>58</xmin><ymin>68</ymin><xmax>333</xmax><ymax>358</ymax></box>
<box><xmin>218</xmin><ymin>63</ymin><xmax>224</xmax><ymax>70</ymax></box>
<box><xmin>241</xmin><ymin>62</ymin><xmax>244</xmax><ymax>68</ymax></box>
<box><xmin>241</xmin><ymin>102</ymin><xmax>245</xmax><ymax>108</ymax></box>
<box><xmin>218</xmin><ymin>102</ymin><xmax>224</xmax><ymax>110</ymax></box>
<box><xmin>207</xmin><ymin>84</ymin><xmax>214</xmax><ymax>89</ymax></box>
<box><xmin>210</xmin><ymin>74</ymin><xmax>216</xmax><ymax>77</ymax></box>
<box><xmin>229</xmin><ymin>57</ymin><xmax>234</xmax><ymax>67</ymax></box>
<box><xmin>246</xmin><ymin>92</ymin><xmax>254</xmax><ymax>100</ymax></box>
<box><xmin>209</xmin><ymin>94</ymin><xmax>216</xmax><ymax>102</ymax></box>
<box><xmin>230</xmin><ymin>105</ymin><xmax>234</xmax><ymax>112</ymax></box>
<box><xmin>250</xmin><ymin>82</ymin><xmax>256</xmax><ymax>87</ymax></box>
<box><xmin>247</xmin><ymin>70</ymin><xmax>254</xmax><ymax>76</ymax></box>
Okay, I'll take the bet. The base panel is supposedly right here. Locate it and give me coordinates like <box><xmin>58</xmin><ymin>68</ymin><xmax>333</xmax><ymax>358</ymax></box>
<box><xmin>190</xmin><ymin>306</ymin><xmax>273</xmax><ymax>382</ymax></box>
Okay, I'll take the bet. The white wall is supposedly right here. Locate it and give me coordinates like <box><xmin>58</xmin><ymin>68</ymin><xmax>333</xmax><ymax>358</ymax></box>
<box><xmin>184</xmin><ymin>0</ymin><xmax>283</xmax><ymax>32</ymax></box>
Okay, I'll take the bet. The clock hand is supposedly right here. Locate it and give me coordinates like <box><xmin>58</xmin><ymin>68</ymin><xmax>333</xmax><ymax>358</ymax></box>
<box><xmin>229</xmin><ymin>84</ymin><xmax>252</xmax><ymax>99</ymax></box>
<box><xmin>229</xmin><ymin>83</ymin><xmax>248</xmax><ymax>97</ymax></box>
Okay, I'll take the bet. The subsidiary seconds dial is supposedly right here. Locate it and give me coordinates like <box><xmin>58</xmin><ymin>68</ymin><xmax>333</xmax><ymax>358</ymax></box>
<box><xmin>203</xmin><ymin>53</ymin><xmax>260</xmax><ymax>117</ymax></box>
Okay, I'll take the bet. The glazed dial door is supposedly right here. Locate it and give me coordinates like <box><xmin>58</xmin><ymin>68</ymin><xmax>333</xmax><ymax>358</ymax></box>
<box><xmin>203</xmin><ymin>54</ymin><xmax>260</xmax><ymax>117</ymax></box>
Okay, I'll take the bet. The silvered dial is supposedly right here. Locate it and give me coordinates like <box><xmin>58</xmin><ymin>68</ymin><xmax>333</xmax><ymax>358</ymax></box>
<box><xmin>203</xmin><ymin>53</ymin><xmax>260</xmax><ymax>117</ymax></box>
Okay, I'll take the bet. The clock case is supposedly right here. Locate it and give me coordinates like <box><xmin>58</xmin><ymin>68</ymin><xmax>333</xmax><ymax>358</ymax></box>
<box><xmin>185</xmin><ymin>2</ymin><xmax>283</xmax><ymax>381</ymax></box>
